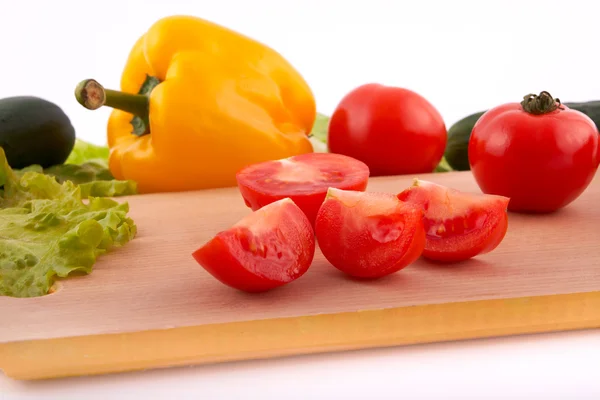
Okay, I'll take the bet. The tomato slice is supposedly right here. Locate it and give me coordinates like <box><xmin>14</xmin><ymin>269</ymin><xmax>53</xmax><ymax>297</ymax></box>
<box><xmin>192</xmin><ymin>198</ymin><xmax>316</xmax><ymax>292</ymax></box>
<box><xmin>236</xmin><ymin>153</ymin><xmax>370</xmax><ymax>227</ymax></box>
<box><xmin>314</xmin><ymin>188</ymin><xmax>426</xmax><ymax>278</ymax></box>
<box><xmin>397</xmin><ymin>179</ymin><xmax>509</xmax><ymax>262</ymax></box>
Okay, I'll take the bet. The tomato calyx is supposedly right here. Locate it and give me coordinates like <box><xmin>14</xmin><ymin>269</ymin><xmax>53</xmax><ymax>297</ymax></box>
<box><xmin>520</xmin><ymin>91</ymin><xmax>563</xmax><ymax>115</ymax></box>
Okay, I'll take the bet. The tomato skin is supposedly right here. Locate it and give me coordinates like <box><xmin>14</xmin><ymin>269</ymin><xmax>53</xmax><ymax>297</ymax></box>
<box><xmin>315</xmin><ymin>188</ymin><xmax>426</xmax><ymax>278</ymax></box>
<box><xmin>469</xmin><ymin>103</ymin><xmax>600</xmax><ymax>213</ymax></box>
<box><xmin>328</xmin><ymin>83</ymin><xmax>447</xmax><ymax>176</ymax></box>
<box><xmin>192</xmin><ymin>198</ymin><xmax>315</xmax><ymax>292</ymax></box>
<box><xmin>397</xmin><ymin>180</ymin><xmax>509</xmax><ymax>262</ymax></box>
<box><xmin>236</xmin><ymin>153</ymin><xmax>370</xmax><ymax>227</ymax></box>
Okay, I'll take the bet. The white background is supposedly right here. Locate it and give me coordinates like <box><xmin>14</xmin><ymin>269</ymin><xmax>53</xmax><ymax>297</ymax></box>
<box><xmin>1</xmin><ymin>0</ymin><xmax>600</xmax><ymax>145</ymax></box>
<box><xmin>1</xmin><ymin>0</ymin><xmax>600</xmax><ymax>398</ymax></box>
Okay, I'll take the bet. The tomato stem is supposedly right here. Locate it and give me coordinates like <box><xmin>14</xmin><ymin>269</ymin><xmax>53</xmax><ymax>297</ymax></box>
<box><xmin>520</xmin><ymin>91</ymin><xmax>562</xmax><ymax>115</ymax></box>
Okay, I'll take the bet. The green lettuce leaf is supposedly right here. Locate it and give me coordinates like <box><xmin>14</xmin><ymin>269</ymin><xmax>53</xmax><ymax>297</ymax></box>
<box><xmin>434</xmin><ymin>156</ymin><xmax>453</xmax><ymax>173</ymax></box>
<box><xmin>308</xmin><ymin>112</ymin><xmax>453</xmax><ymax>172</ymax></box>
<box><xmin>310</xmin><ymin>113</ymin><xmax>330</xmax><ymax>143</ymax></box>
<box><xmin>309</xmin><ymin>113</ymin><xmax>329</xmax><ymax>153</ymax></box>
<box><xmin>65</xmin><ymin>139</ymin><xmax>110</xmax><ymax>168</ymax></box>
<box><xmin>45</xmin><ymin>162</ymin><xmax>137</xmax><ymax>197</ymax></box>
<box><xmin>0</xmin><ymin>147</ymin><xmax>137</xmax><ymax>298</ymax></box>
<box><xmin>46</xmin><ymin>161</ymin><xmax>114</xmax><ymax>183</ymax></box>
<box><xmin>16</xmin><ymin>159</ymin><xmax>138</xmax><ymax>198</ymax></box>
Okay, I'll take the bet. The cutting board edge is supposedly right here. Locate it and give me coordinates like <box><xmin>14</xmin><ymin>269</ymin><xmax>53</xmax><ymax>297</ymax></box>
<box><xmin>3</xmin><ymin>289</ymin><xmax>600</xmax><ymax>381</ymax></box>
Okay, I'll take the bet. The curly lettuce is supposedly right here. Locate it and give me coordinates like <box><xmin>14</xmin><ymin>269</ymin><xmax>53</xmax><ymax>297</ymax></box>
<box><xmin>19</xmin><ymin>162</ymin><xmax>137</xmax><ymax>198</ymax></box>
<box><xmin>309</xmin><ymin>113</ymin><xmax>329</xmax><ymax>153</ymax></box>
<box><xmin>15</xmin><ymin>139</ymin><xmax>137</xmax><ymax>197</ymax></box>
<box><xmin>65</xmin><ymin>138</ymin><xmax>110</xmax><ymax>168</ymax></box>
<box><xmin>0</xmin><ymin>147</ymin><xmax>137</xmax><ymax>298</ymax></box>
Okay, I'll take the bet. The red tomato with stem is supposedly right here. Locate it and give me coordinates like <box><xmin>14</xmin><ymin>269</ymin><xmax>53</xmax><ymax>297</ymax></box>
<box><xmin>397</xmin><ymin>179</ymin><xmax>509</xmax><ymax>262</ymax></box>
<box><xmin>236</xmin><ymin>153</ymin><xmax>370</xmax><ymax>227</ymax></box>
<box><xmin>328</xmin><ymin>83</ymin><xmax>447</xmax><ymax>176</ymax></box>
<box><xmin>192</xmin><ymin>198</ymin><xmax>315</xmax><ymax>292</ymax></box>
<box><xmin>315</xmin><ymin>188</ymin><xmax>426</xmax><ymax>278</ymax></box>
<box><xmin>469</xmin><ymin>91</ymin><xmax>600</xmax><ymax>213</ymax></box>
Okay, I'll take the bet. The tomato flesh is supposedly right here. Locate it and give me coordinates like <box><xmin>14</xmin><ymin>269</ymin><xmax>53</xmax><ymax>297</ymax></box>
<box><xmin>192</xmin><ymin>198</ymin><xmax>315</xmax><ymax>292</ymax></box>
<box><xmin>236</xmin><ymin>153</ymin><xmax>370</xmax><ymax>227</ymax></box>
<box><xmin>315</xmin><ymin>188</ymin><xmax>425</xmax><ymax>278</ymax></box>
<box><xmin>397</xmin><ymin>179</ymin><xmax>509</xmax><ymax>262</ymax></box>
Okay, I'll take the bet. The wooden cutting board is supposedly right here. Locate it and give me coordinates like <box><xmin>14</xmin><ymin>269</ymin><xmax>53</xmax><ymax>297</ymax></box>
<box><xmin>1</xmin><ymin>171</ymin><xmax>599</xmax><ymax>381</ymax></box>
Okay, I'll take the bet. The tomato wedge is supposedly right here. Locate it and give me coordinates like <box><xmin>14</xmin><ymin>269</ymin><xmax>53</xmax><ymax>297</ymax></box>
<box><xmin>314</xmin><ymin>188</ymin><xmax>425</xmax><ymax>278</ymax></box>
<box><xmin>236</xmin><ymin>153</ymin><xmax>370</xmax><ymax>227</ymax></box>
<box><xmin>397</xmin><ymin>179</ymin><xmax>509</xmax><ymax>262</ymax></box>
<box><xmin>192</xmin><ymin>198</ymin><xmax>315</xmax><ymax>292</ymax></box>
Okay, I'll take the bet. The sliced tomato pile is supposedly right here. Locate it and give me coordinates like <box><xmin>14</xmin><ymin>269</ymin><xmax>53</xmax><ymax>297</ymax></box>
<box><xmin>315</xmin><ymin>188</ymin><xmax>425</xmax><ymax>278</ymax></box>
<box><xmin>397</xmin><ymin>179</ymin><xmax>510</xmax><ymax>262</ymax></box>
<box><xmin>236</xmin><ymin>153</ymin><xmax>370</xmax><ymax>227</ymax></box>
<box><xmin>193</xmin><ymin>154</ymin><xmax>512</xmax><ymax>292</ymax></box>
<box><xmin>192</xmin><ymin>198</ymin><xmax>315</xmax><ymax>292</ymax></box>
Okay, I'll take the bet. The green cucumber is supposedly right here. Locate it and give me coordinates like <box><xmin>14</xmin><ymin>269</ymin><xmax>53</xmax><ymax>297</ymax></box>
<box><xmin>444</xmin><ymin>101</ymin><xmax>600</xmax><ymax>171</ymax></box>
<box><xmin>444</xmin><ymin>111</ymin><xmax>485</xmax><ymax>171</ymax></box>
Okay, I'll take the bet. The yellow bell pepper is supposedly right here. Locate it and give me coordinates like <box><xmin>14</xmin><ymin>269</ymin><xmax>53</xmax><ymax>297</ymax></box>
<box><xmin>74</xmin><ymin>15</ymin><xmax>316</xmax><ymax>194</ymax></box>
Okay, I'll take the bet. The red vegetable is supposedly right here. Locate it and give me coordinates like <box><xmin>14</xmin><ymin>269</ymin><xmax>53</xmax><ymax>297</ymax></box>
<box><xmin>315</xmin><ymin>188</ymin><xmax>425</xmax><ymax>278</ymax></box>
<box><xmin>236</xmin><ymin>153</ymin><xmax>370</xmax><ymax>227</ymax></box>
<box><xmin>192</xmin><ymin>198</ymin><xmax>315</xmax><ymax>292</ymax></box>
<box><xmin>327</xmin><ymin>83</ymin><xmax>447</xmax><ymax>176</ymax></box>
<box><xmin>469</xmin><ymin>91</ymin><xmax>600</xmax><ymax>213</ymax></box>
<box><xmin>397</xmin><ymin>179</ymin><xmax>509</xmax><ymax>262</ymax></box>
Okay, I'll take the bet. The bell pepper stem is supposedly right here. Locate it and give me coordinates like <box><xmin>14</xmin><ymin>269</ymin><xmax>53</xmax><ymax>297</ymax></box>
<box><xmin>74</xmin><ymin>79</ymin><xmax>149</xmax><ymax>120</ymax></box>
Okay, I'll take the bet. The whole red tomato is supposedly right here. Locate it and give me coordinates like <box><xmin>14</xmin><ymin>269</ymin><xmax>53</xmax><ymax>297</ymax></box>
<box><xmin>328</xmin><ymin>83</ymin><xmax>447</xmax><ymax>176</ymax></box>
<box><xmin>469</xmin><ymin>91</ymin><xmax>600</xmax><ymax>213</ymax></box>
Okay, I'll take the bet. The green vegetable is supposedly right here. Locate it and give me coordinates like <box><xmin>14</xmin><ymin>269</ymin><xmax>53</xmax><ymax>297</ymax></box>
<box><xmin>10</xmin><ymin>139</ymin><xmax>138</xmax><ymax>197</ymax></box>
<box><xmin>49</xmin><ymin>162</ymin><xmax>137</xmax><ymax>197</ymax></box>
<box><xmin>310</xmin><ymin>113</ymin><xmax>330</xmax><ymax>143</ymax></box>
<box><xmin>17</xmin><ymin>162</ymin><xmax>137</xmax><ymax>198</ymax></box>
<box><xmin>434</xmin><ymin>156</ymin><xmax>453</xmax><ymax>173</ymax></box>
<box><xmin>0</xmin><ymin>96</ymin><xmax>76</xmax><ymax>169</ymax></box>
<box><xmin>65</xmin><ymin>138</ymin><xmax>111</xmax><ymax>168</ymax></box>
<box><xmin>309</xmin><ymin>113</ymin><xmax>329</xmax><ymax>153</ymax></box>
<box><xmin>0</xmin><ymin>96</ymin><xmax>133</xmax><ymax>194</ymax></box>
<box><xmin>308</xmin><ymin>112</ymin><xmax>452</xmax><ymax>172</ymax></box>
<box><xmin>0</xmin><ymin>147</ymin><xmax>137</xmax><ymax>298</ymax></box>
<box><xmin>444</xmin><ymin>111</ymin><xmax>485</xmax><ymax>171</ymax></box>
<box><xmin>444</xmin><ymin>101</ymin><xmax>600</xmax><ymax>171</ymax></box>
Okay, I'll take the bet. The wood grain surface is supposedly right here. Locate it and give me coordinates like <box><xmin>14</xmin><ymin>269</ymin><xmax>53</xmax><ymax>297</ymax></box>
<box><xmin>1</xmin><ymin>171</ymin><xmax>599</xmax><ymax>380</ymax></box>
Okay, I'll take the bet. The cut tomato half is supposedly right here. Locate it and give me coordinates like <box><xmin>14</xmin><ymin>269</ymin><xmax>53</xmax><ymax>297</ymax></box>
<box><xmin>397</xmin><ymin>179</ymin><xmax>509</xmax><ymax>262</ymax></box>
<box><xmin>192</xmin><ymin>198</ymin><xmax>316</xmax><ymax>292</ymax></box>
<box><xmin>236</xmin><ymin>153</ymin><xmax>370</xmax><ymax>227</ymax></box>
<box><xmin>314</xmin><ymin>188</ymin><xmax>426</xmax><ymax>278</ymax></box>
